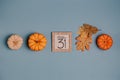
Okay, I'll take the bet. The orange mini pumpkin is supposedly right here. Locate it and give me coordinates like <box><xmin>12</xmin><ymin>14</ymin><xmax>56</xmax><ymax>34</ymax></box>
<box><xmin>96</xmin><ymin>34</ymin><xmax>113</xmax><ymax>50</ymax></box>
<box><xmin>28</xmin><ymin>32</ymin><xmax>47</xmax><ymax>51</ymax></box>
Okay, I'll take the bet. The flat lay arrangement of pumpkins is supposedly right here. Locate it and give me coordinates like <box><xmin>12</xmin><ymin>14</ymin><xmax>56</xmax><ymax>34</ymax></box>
<box><xmin>5</xmin><ymin>23</ymin><xmax>113</xmax><ymax>52</ymax></box>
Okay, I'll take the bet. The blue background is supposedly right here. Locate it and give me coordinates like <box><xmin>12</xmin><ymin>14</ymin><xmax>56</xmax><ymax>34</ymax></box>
<box><xmin>0</xmin><ymin>0</ymin><xmax>120</xmax><ymax>80</ymax></box>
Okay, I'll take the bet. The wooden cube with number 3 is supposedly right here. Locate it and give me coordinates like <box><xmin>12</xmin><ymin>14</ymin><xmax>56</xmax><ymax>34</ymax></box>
<box><xmin>52</xmin><ymin>32</ymin><xmax>72</xmax><ymax>52</ymax></box>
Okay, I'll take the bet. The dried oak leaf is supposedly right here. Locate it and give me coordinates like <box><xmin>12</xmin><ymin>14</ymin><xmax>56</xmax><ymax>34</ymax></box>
<box><xmin>77</xmin><ymin>23</ymin><xmax>98</xmax><ymax>36</ymax></box>
<box><xmin>76</xmin><ymin>34</ymin><xmax>92</xmax><ymax>51</ymax></box>
<box><xmin>76</xmin><ymin>23</ymin><xmax>98</xmax><ymax>52</ymax></box>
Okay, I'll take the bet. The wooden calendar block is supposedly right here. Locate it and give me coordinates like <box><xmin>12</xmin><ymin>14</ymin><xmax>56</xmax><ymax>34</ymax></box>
<box><xmin>52</xmin><ymin>32</ymin><xmax>72</xmax><ymax>52</ymax></box>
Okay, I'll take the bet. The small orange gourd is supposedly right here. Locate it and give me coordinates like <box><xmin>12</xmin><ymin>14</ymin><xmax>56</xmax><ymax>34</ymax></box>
<box><xmin>96</xmin><ymin>34</ymin><xmax>113</xmax><ymax>50</ymax></box>
<box><xmin>28</xmin><ymin>32</ymin><xmax>47</xmax><ymax>51</ymax></box>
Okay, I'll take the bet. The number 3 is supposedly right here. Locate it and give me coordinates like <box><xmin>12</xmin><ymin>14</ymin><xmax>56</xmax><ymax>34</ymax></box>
<box><xmin>57</xmin><ymin>38</ymin><xmax>66</xmax><ymax>49</ymax></box>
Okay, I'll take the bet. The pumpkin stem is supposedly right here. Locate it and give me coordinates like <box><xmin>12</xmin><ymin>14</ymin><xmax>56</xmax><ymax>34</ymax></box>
<box><xmin>13</xmin><ymin>41</ymin><xmax>18</xmax><ymax>45</ymax></box>
<box><xmin>35</xmin><ymin>40</ymin><xmax>40</xmax><ymax>43</ymax></box>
